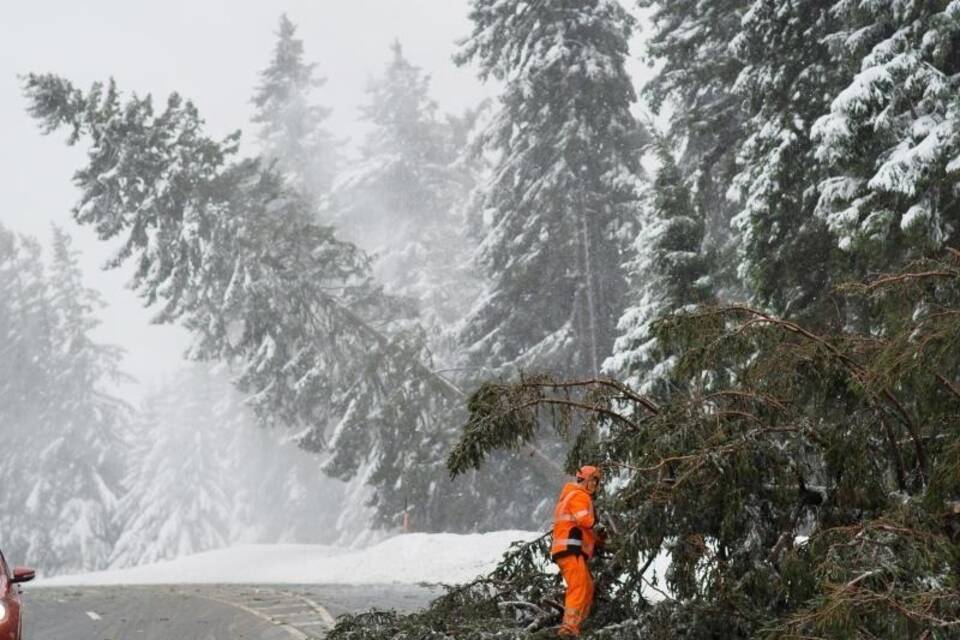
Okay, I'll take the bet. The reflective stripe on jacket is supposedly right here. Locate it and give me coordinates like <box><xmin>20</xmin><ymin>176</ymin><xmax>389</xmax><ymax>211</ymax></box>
<box><xmin>550</xmin><ymin>482</ymin><xmax>597</xmax><ymax>560</ymax></box>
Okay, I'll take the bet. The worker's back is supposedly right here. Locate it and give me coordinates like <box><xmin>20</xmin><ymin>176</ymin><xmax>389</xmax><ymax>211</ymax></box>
<box><xmin>550</xmin><ymin>482</ymin><xmax>597</xmax><ymax>560</ymax></box>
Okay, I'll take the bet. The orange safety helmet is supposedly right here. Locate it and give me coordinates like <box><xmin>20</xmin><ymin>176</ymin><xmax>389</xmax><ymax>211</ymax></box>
<box><xmin>575</xmin><ymin>465</ymin><xmax>602</xmax><ymax>483</ymax></box>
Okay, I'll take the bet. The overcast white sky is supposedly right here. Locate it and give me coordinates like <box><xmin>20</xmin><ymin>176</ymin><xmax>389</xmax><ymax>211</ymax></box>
<box><xmin>0</xmin><ymin>0</ymin><xmax>650</xmax><ymax>400</ymax></box>
<box><xmin>0</xmin><ymin>0</ymin><xmax>498</xmax><ymax>397</ymax></box>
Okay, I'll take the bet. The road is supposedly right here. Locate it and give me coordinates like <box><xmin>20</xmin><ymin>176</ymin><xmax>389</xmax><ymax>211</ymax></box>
<box><xmin>22</xmin><ymin>583</ymin><xmax>440</xmax><ymax>639</ymax></box>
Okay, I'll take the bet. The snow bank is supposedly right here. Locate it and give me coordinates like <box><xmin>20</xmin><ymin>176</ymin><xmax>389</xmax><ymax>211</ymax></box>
<box><xmin>37</xmin><ymin>530</ymin><xmax>542</xmax><ymax>587</ymax></box>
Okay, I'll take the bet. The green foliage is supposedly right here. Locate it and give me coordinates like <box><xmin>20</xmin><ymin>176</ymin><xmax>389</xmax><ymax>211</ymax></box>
<box><xmin>334</xmin><ymin>252</ymin><xmax>960</xmax><ymax>638</ymax></box>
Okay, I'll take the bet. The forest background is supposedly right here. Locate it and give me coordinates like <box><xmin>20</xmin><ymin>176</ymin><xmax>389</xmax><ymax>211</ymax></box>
<box><xmin>4</xmin><ymin>2</ymin><xmax>960</xmax><ymax>636</ymax></box>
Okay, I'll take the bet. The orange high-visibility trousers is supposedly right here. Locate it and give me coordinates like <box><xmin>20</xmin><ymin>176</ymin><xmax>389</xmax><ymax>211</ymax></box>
<box><xmin>556</xmin><ymin>554</ymin><xmax>593</xmax><ymax>636</ymax></box>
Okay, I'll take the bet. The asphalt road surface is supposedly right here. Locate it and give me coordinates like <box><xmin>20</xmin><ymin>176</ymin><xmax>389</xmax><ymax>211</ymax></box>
<box><xmin>22</xmin><ymin>584</ymin><xmax>440</xmax><ymax>639</ymax></box>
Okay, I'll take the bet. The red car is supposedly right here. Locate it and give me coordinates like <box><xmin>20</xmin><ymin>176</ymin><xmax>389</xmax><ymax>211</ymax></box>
<box><xmin>0</xmin><ymin>550</ymin><xmax>34</xmax><ymax>640</ymax></box>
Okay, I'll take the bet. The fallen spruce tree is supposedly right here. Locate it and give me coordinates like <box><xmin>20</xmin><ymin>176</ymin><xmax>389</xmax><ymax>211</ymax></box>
<box><xmin>329</xmin><ymin>252</ymin><xmax>960</xmax><ymax>639</ymax></box>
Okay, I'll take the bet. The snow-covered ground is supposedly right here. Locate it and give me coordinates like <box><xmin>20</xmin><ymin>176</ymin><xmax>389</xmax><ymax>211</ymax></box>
<box><xmin>37</xmin><ymin>530</ymin><xmax>544</xmax><ymax>587</ymax></box>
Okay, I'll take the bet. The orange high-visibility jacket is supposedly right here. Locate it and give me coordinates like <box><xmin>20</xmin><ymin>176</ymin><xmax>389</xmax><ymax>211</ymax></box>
<box><xmin>550</xmin><ymin>481</ymin><xmax>597</xmax><ymax>560</ymax></box>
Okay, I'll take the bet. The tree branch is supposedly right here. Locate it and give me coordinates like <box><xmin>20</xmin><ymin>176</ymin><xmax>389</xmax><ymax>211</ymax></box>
<box><xmin>936</xmin><ymin>373</ymin><xmax>960</xmax><ymax>402</ymax></box>
<box><xmin>518</xmin><ymin>377</ymin><xmax>660</xmax><ymax>414</ymax></box>
<box><xmin>863</xmin><ymin>270</ymin><xmax>957</xmax><ymax>291</ymax></box>
<box><xmin>711</xmin><ymin>305</ymin><xmax>928</xmax><ymax>487</ymax></box>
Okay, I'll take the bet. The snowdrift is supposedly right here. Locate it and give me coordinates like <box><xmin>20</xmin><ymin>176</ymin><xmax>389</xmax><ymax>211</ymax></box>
<box><xmin>36</xmin><ymin>530</ymin><xmax>543</xmax><ymax>587</ymax></box>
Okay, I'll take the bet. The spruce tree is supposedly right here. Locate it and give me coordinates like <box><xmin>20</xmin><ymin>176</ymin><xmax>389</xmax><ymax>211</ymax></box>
<box><xmin>24</xmin><ymin>227</ymin><xmax>127</xmax><ymax>574</ymax></box>
<box><xmin>726</xmin><ymin>0</ymin><xmax>845</xmax><ymax>321</ymax></box>
<box><xmin>110</xmin><ymin>363</ymin><xmax>343</xmax><ymax>567</ymax></box>
<box><xmin>639</xmin><ymin>0</ymin><xmax>749</xmax><ymax>296</ymax></box>
<box><xmin>24</xmin><ymin>72</ymin><xmax>402</xmax><ymax>436</ymax></box>
<box><xmin>111</xmin><ymin>370</ymin><xmax>230</xmax><ymax>567</ymax></box>
<box><xmin>605</xmin><ymin>138</ymin><xmax>714</xmax><ymax>395</ymax></box>
<box><xmin>252</xmin><ymin>14</ymin><xmax>339</xmax><ymax>202</ymax></box>
<box><xmin>0</xmin><ymin>224</ymin><xmax>127</xmax><ymax>575</ymax></box>
<box><xmin>330</xmin><ymin>42</ymin><xmax>479</xmax><ymax>356</ymax></box>
<box><xmin>0</xmin><ymin>227</ymin><xmax>56</xmax><ymax>569</ymax></box>
<box><xmin>456</xmin><ymin>0</ymin><xmax>643</xmax><ymax>377</ymax></box>
<box><xmin>23</xmin><ymin>74</ymin><xmax>436</xmax><ymax>528</ymax></box>
<box><xmin>640</xmin><ymin>0</ymin><xmax>854</xmax><ymax>322</ymax></box>
<box><xmin>812</xmin><ymin>0</ymin><xmax>960</xmax><ymax>266</ymax></box>
<box><xmin>0</xmin><ymin>226</ymin><xmax>54</xmax><ymax>436</ymax></box>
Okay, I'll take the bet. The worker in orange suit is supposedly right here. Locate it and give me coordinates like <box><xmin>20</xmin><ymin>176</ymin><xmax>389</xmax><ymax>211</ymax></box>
<box><xmin>550</xmin><ymin>465</ymin><xmax>604</xmax><ymax>637</ymax></box>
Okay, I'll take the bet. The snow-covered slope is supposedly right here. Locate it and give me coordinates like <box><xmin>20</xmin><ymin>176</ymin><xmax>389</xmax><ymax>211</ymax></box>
<box><xmin>37</xmin><ymin>531</ymin><xmax>543</xmax><ymax>587</ymax></box>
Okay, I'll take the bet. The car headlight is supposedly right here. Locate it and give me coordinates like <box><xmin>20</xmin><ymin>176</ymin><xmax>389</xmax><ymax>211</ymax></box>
<box><xmin>0</xmin><ymin>601</ymin><xmax>7</xmax><ymax>621</ymax></box>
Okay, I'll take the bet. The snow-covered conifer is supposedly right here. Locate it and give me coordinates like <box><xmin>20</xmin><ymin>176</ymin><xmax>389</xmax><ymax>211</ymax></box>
<box><xmin>456</xmin><ymin>0</ymin><xmax>644</xmax><ymax>377</ymax></box>
<box><xmin>0</xmin><ymin>225</ymin><xmax>127</xmax><ymax>575</ymax></box>
<box><xmin>252</xmin><ymin>14</ymin><xmax>339</xmax><ymax>201</ymax></box>
<box><xmin>812</xmin><ymin>1</ymin><xmax>960</xmax><ymax>262</ymax></box>
<box><xmin>21</xmin><ymin>227</ymin><xmax>127</xmax><ymax>574</ymax></box>
<box><xmin>330</xmin><ymin>42</ymin><xmax>479</xmax><ymax>360</ymax></box>
<box><xmin>0</xmin><ymin>227</ymin><xmax>55</xmax><ymax>569</ymax></box>
<box><xmin>727</xmin><ymin>0</ymin><xmax>844</xmax><ymax>318</ymax></box>
<box><xmin>111</xmin><ymin>363</ymin><xmax>343</xmax><ymax>568</ymax></box>
<box><xmin>605</xmin><ymin>139</ymin><xmax>713</xmax><ymax>394</ymax></box>
<box><xmin>640</xmin><ymin>0</ymin><xmax>748</xmax><ymax>292</ymax></box>
<box><xmin>111</xmin><ymin>369</ymin><xmax>231</xmax><ymax>567</ymax></box>
<box><xmin>0</xmin><ymin>226</ymin><xmax>54</xmax><ymax>434</ymax></box>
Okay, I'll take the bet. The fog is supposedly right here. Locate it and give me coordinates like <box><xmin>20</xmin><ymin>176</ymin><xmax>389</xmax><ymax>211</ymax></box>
<box><xmin>0</xmin><ymin>0</ymin><xmax>656</xmax><ymax>577</ymax></box>
<box><xmin>0</xmin><ymin>0</ymin><xmax>497</xmax><ymax>576</ymax></box>
<box><xmin>1</xmin><ymin>0</ymin><xmax>488</xmax><ymax>394</ymax></box>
